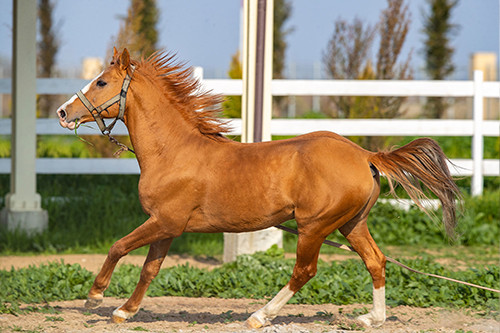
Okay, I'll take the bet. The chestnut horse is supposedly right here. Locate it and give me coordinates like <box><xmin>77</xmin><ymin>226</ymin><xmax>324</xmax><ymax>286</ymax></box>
<box><xmin>57</xmin><ymin>48</ymin><xmax>460</xmax><ymax>328</ymax></box>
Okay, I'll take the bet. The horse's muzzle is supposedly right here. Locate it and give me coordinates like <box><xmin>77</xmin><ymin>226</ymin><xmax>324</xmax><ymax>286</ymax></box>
<box><xmin>57</xmin><ymin>109</ymin><xmax>66</xmax><ymax>119</ymax></box>
<box><xmin>57</xmin><ymin>107</ymin><xmax>77</xmax><ymax>130</ymax></box>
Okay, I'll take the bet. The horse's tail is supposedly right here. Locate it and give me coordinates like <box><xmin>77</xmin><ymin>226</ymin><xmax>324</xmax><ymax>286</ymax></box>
<box><xmin>368</xmin><ymin>138</ymin><xmax>462</xmax><ymax>237</ymax></box>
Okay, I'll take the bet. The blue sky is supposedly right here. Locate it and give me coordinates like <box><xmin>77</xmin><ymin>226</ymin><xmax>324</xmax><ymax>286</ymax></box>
<box><xmin>0</xmin><ymin>0</ymin><xmax>498</xmax><ymax>79</ymax></box>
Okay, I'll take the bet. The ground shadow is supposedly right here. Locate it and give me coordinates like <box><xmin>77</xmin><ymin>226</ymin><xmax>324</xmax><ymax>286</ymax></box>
<box><xmin>69</xmin><ymin>305</ymin><xmax>349</xmax><ymax>326</ymax></box>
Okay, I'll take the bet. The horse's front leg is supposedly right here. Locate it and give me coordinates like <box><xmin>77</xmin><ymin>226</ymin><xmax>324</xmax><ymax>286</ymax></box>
<box><xmin>85</xmin><ymin>216</ymin><xmax>171</xmax><ymax>309</ymax></box>
<box><xmin>112</xmin><ymin>238</ymin><xmax>173</xmax><ymax>323</ymax></box>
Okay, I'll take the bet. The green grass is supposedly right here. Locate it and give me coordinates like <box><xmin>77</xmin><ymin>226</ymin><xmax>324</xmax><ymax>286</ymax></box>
<box><xmin>0</xmin><ymin>246</ymin><xmax>498</xmax><ymax>317</ymax></box>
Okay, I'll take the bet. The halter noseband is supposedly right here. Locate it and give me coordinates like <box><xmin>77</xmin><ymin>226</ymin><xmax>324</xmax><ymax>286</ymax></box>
<box><xmin>76</xmin><ymin>64</ymin><xmax>135</xmax><ymax>136</ymax></box>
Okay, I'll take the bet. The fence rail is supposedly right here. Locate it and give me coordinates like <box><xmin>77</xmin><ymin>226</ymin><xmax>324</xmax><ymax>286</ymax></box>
<box><xmin>0</xmin><ymin>71</ymin><xmax>499</xmax><ymax>195</ymax></box>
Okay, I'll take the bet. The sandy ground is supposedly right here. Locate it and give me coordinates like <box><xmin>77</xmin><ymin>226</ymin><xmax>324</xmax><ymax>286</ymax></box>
<box><xmin>0</xmin><ymin>253</ymin><xmax>222</xmax><ymax>273</ymax></box>
<box><xmin>0</xmin><ymin>254</ymin><xmax>498</xmax><ymax>333</ymax></box>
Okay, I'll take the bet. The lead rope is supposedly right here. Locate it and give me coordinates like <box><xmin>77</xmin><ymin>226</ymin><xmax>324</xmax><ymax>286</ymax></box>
<box><xmin>274</xmin><ymin>224</ymin><xmax>500</xmax><ymax>293</ymax></box>
<box><xmin>106</xmin><ymin>133</ymin><xmax>135</xmax><ymax>157</ymax></box>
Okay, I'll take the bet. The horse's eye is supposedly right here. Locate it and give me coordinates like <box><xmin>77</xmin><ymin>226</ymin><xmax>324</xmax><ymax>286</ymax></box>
<box><xmin>96</xmin><ymin>80</ymin><xmax>107</xmax><ymax>87</ymax></box>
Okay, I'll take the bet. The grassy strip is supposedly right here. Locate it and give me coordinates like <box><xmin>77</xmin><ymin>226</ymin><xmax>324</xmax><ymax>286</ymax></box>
<box><xmin>0</xmin><ymin>246</ymin><xmax>498</xmax><ymax>317</ymax></box>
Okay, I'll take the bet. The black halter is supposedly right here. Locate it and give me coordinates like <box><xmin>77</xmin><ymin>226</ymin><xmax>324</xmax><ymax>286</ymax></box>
<box><xmin>76</xmin><ymin>65</ymin><xmax>136</xmax><ymax>154</ymax></box>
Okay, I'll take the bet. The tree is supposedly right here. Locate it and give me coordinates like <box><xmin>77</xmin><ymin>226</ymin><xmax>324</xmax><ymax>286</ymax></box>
<box><xmin>222</xmin><ymin>51</ymin><xmax>243</xmax><ymax>118</ymax></box>
<box><xmin>323</xmin><ymin>0</ymin><xmax>413</xmax><ymax>150</ymax></box>
<box><xmin>375</xmin><ymin>0</ymin><xmax>413</xmax><ymax>119</ymax></box>
<box><xmin>323</xmin><ymin>18</ymin><xmax>377</xmax><ymax>118</ymax></box>
<box><xmin>113</xmin><ymin>0</ymin><xmax>159</xmax><ymax>59</ymax></box>
<box><xmin>37</xmin><ymin>0</ymin><xmax>59</xmax><ymax>117</ymax></box>
<box><xmin>273</xmin><ymin>0</ymin><xmax>293</xmax><ymax>79</ymax></box>
<box><xmin>422</xmin><ymin>0</ymin><xmax>459</xmax><ymax>118</ymax></box>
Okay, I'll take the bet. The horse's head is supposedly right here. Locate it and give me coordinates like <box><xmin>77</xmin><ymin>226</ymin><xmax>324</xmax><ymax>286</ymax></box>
<box><xmin>57</xmin><ymin>48</ymin><xmax>133</xmax><ymax>132</ymax></box>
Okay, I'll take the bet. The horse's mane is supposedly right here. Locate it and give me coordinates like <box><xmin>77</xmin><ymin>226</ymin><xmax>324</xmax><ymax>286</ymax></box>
<box><xmin>135</xmin><ymin>51</ymin><xmax>230</xmax><ymax>139</ymax></box>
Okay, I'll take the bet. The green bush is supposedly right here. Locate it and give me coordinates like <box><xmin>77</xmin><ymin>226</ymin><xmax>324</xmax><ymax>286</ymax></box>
<box><xmin>457</xmin><ymin>190</ymin><xmax>500</xmax><ymax>245</ymax></box>
<box><xmin>0</xmin><ymin>175</ymin><xmax>145</xmax><ymax>254</ymax></box>
<box><xmin>0</xmin><ymin>137</ymin><xmax>9</xmax><ymax>158</ymax></box>
<box><xmin>0</xmin><ymin>135</ymin><xmax>97</xmax><ymax>158</ymax></box>
<box><xmin>37</xmin><ymin>136</ymin><xmax>96</xmax><ymax>158</ymax></box>
<box><xmin>1</xmin><ymin>247</ymin><xmax>498</xmax><ymax>315</ymax></box>
<box><xmin>369</xmin><ymin>190</ymin><xmax>499</xmax><ymax>246</ymax></box>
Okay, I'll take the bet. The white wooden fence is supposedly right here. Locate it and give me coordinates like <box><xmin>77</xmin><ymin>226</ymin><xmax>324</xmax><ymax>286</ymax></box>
<box><xmin>0</xmin><ymin>70</ymin><xmax>499</xmax><ymax>195</ymax></box>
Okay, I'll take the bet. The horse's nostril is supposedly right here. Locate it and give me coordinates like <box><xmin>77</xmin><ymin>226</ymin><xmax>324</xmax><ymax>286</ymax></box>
<box><xmin>59</xmin><ymin>109</ymin><xmax>66</xmax><ymax>119</ymax></box>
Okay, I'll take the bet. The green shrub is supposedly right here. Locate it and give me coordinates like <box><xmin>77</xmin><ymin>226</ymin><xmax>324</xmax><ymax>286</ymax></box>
<box><xmin>0</xmin><ymin>137</ymin><xmax>9</xmax><ymax>158</ymax></box>
<box><xmin>457</xmin><ymin>190</ymin><xmax>500</xmax><ymax>245</ymax></box>
<box><xmin>37</xmin><ymin>136</ymin><xmax>96</xmax><ymax>158</ymax></box>
<box><xmin>1</xmin><ymin>247</ymin><xmax>498</xmax><ymax>315</ymax></box>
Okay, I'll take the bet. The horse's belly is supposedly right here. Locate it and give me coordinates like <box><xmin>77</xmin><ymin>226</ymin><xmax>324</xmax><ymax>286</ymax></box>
<box><xmin>183</xmin><ymin>198</ymin><xmax>295</xmax><ymax>233</ymax></box>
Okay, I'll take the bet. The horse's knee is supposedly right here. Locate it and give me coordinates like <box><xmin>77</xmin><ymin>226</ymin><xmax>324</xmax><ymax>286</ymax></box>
<box><xmin>108</xmin><ymin>241</ymin><xmax>126</xmax><ymax>262</ymax></box>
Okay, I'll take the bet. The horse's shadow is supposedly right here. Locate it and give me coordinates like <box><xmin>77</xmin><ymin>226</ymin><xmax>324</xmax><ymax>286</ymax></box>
<box><xmin>69</xmin><ymin>305</ymin><xmax>343</xmax><ymax>326</ymax></box>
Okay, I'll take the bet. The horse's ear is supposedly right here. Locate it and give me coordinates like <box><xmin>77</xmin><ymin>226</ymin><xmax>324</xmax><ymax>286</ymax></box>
<box><xmin>110</xmin><ymin>47</ymin><xmax>119</xmax><ymax>65</ymax></box>
<box><xmin>120</xmin><ymin>48</ymin><xmax>130</xmax><ymax>70</ymax></box>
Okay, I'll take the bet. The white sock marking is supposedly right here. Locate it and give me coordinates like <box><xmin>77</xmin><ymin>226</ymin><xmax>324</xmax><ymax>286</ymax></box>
<box><xmin>358</xmin><ymin>286</ymin><xmax>386</xmax><ymax>327</ymax></box>
<box><xmin>250</xmin><ymin>285</ymin><xmax>295</xmax><ymax>326</ymax></box>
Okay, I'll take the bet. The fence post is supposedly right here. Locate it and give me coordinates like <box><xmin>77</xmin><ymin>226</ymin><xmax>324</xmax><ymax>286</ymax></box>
<box><xmin>471</xmin><ymin>70</ymin><xmax>484</xmax><ymax>196</ymax></box>
<box><xmin>0</xmin><ymin>0</ymin><xmax>48</xmax><ymax>234</ymax></box>
<box><xmin>223</xmin><ymin>0</ymin><xmax>282</xmax><ymax>263</ymax></box>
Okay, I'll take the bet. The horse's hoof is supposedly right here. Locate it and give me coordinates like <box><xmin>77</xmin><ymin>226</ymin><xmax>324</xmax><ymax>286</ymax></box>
<box><xmin>84</xmin><ymin>296</ymin><xmax>103</xmax><ymax>309</ymax></box>
<box><xmin>357</xmin><ymin>312</ymin><xmax>385</xmax><ymax>328</ymax></box>
<box><xmin>245</xmin><ymin>313</ymin><xmax>270</xmax><ymax>329</ymax></box>
<box><xmin>111</xmin><ymin>307</ymin><xmax>136</xmax><ymax>323</ymax></box>
<box><xmin>246</xmin><ymin>316</ymin><xmax>263</xmax><ymax>329</ymax></box>
<box><xmin>111</xmin><ymin>314</ymin><xmax>127</xmax><ymax>324</ymax></box>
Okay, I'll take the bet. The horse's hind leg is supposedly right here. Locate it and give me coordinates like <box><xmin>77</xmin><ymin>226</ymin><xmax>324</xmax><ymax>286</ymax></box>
<box><xmin>112</xmin><ymin>238</ymin><xmax>173</xmax><ymax>323</ymax></box>
<box><xmin>246</xmin><ymin>232</ymin><xmax>324</xmax><ymax>328</ymax></box>
<box><xmin>339</xmin><ymin>217</ymin><xmax>386</xmax><ymax>327</ymax></box>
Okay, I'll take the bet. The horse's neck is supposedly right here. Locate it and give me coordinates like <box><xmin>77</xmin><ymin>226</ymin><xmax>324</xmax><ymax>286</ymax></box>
<box><xmin>124</xmin><ymin>91</ymin><xmax>204</xmax><ymax>168</ymax></box>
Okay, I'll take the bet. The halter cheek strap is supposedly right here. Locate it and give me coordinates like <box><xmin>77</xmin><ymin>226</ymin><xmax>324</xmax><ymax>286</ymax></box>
<box><xmin>76</xmin><ymin>91</ymin><xmax>119</xmax><ymax>134</ymax></box>
<box><xmin>76</xmin><ymin>65</ymin><xmax>136</xmax><ymax>155</ymax></box>
<box><xmin>76</xmin><ymin>64</ymin><xmax>135</xmax><ymax>136</ymax></box>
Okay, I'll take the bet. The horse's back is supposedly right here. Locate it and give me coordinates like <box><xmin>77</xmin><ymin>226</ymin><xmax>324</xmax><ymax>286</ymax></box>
<box><xmin>193</xmin><ymin>131</ymin><xmax>377</xmax><ymax>230</ymax></box>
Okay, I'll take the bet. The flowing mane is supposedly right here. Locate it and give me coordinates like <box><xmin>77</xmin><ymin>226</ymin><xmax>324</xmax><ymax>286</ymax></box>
<box><xmin>136</xmin><ymin>51</ymin><xmax>230</xmax><ymax>139</ymax></box>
